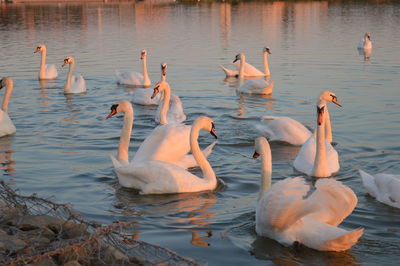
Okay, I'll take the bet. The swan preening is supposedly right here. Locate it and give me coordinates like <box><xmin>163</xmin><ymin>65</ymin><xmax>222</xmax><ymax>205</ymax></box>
<box><xmin>234</xmin><ymin>53</ymin><xmax>275</xmax><ymax>95</ymax></box>
<box><xmin>293</xmin><ymin>100</ymin><xmax>340</xmax><ymax>178</ymax></box>
<box><xmin>357</xmin><ymin>33</ymin><xmax>372</xmax><ymax>50</ymax></box>
<box><xmin>107</xmin><ymin>101</ymin><xmax>218</xmax><ymax>194</ymax></box>
<box><xmin>116</xmin><ymin>50</ymin><xmax>151</xmax><ymax>87</ymax></box>
<box><xmin>34</xmin><ymin>44</ymin><xmax>58</xmax><ymax>80</ymax></box>
<box><xmin>0</xmin><ymin>78</ymin><xmax>16</xmax><ymax>137</ymax></box>
<box><xmin>62</xmin><ymin>56</ymin><xmax>86</xmax><ymax>94</ymax></box>
<box><xmin>359</xmin><ymin>169</ymin><xmax>400</xmax><ymax>209</ymax></box>
<box><xmin>221</xmin><ymin>47</ymin><xmax>271</xmax><ymax>77</ymax></box>
<box><xmin>256</xmin><ymin>91</ymin><xmax>342</xmax><ymax>145</ymax></box>
<box><xmin>254</xmin><ymin>137</ymin><xmax>363</xmax><ymax>251</ymax></box>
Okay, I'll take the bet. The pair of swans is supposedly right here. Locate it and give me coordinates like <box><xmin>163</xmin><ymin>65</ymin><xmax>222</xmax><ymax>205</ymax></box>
<box><xmin>116</xmin><ymin>50</ymin><xmax>151</xmax><ymax>87</ymax></box>
<box><xmin>107</xmin><ymin>101</ymin><xmax>217</xmax><ymax>194</ymax></box>
<box><xmin>357</xmin><ymin>33</ymin><xmax>372</xmax><ymax>50</ymax></box>
<box><xmin>253</xmin><ymin>137</ymin><xmax>363</xmax><ymax>251</ymax></box>
<box><xmin>0</xmin><ymin>78</ymin><xmax>16</xmax><ymax>137</ymax></box>
<box><xmin>62</xmin><ymin>57</ymin><xmax>86</xmax><ymax>94</ymax></box>
<box><xmin>221</xmin><ymin>47</ymin><xmax>271</xmax><ymax>77</ymax></box>
<box><xmin>34</xmin><ymin>44</ymin><xmax>58</xmax><ymax>80</ymax></box>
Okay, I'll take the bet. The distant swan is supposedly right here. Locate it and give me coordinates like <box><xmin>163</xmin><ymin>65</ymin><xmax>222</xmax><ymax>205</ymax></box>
<box><xmin>359</xmin><ymin>169</ymin><xmax>400</xmax><ymax>209</ymax></box>
<box><xmin>254</xmin><ymin>137</ymin><xmax>363</xmax><ymax>251</ymax></box>
<box><xmin>255</xmin><ymin>91</ymin><xmax>342</xmax><ymax>145</ymax></box>
<box><xmin>235</xmin><ymin>53</ymin><xmax>275</xmax><ymax>95</ymax></box>
<box><xmin>293</xmin><ymin>100</ymin><xmax>340</xmax><ymax>178</ymax></box>
<box><xmin>357</xmin><ymin>33</ymin><xmax>372</xmax><ymax>50</ymax></box>
<box><xmin>107</xmin><ymin>104</ymin><xmax>218</xmax><ymax>194</ymax></box>
<box><xmin>62</xmin><ymin>56</ymin><xmax>86</xmax><ymax>94</ymax></box>
<box><xmin>116</xmin><ymin>50</ymin><xmax>151</xmax><ymax>87</ymax></box>
<box><xmin>221</xmin><ymin>47</ymin><xmax>271</xmax><ymax>77</ymax></box>
<box><xmin>151</xmin><ymin>81</ymin><xmax>186</xmax><ymax>124</ymax></box>
<box><xmin>0</xmin><ymin>78</ymin><xmax>16</xmax><ymax>137</ymax></box>
<box><xmin>34</xmin><ymin>44</ymin><xmax>58</xmax><ymax>80</ymax></box>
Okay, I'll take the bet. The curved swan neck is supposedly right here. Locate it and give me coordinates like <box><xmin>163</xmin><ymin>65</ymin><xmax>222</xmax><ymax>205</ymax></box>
<box><xmin>2</xmin><ymin>78</ymin><xmax>13</xmax><ymax>113</ymax></box>
<box><xmin>311</xmin><ymin>102</ymin><xmax>329</xmax><ymax>177</ymax></box>
<box><xmin>142</xmin><ymin>56</ymin><xmax>150</xmax><ymax>86</ymax></box>
<box><xmin>263</xmin><ymin>51</ymin><xmax>270</xmax><ymax>76</ymax></box>
<box><xmin>159</xmin><ymin>83</ymin><xmax>171</xmax><ymax>124</ymax></box>
<box><xmin>118</xmin><ymin>105</ymin><xmax>134</xmax><ymax>164</ymax></box>
<box><xmin>238</xmin><ymin>55</ymin><xmax>245</xmax><ymax>79</ymax></box>
<box><xmin>324</xmin><ymin>107</ymin><xmax>333</xmax><ymax>143</ymax></box>
<box><xmin>64</xmin><ymin>60</ymin><xmax>75</xmax><ymax>93</ymax></box>
<box><xmin>258</xmin><ymin>140</ymin><xmax>272</xmax><ymax>200</ymax></box>
<box><xmin>190</xmin><ymin>122</ymin><xmax>216</xmax><ymax>185</ymax></box>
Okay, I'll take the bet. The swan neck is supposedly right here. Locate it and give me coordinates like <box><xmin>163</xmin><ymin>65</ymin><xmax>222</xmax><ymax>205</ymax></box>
<box><xmin>64</xmin><ymin>61</ymin><xmax>75</xmax><ymax>93</ymax></box>
<box><xmin>258</xmin><ymin>143</ymin><xmax>272</xmax><ymax>200</ymax></box>
<box><xmin>324</xmin><ymin>107</ymin><xmax>332</xmax><ymax>143</ymax></box>
<box><xmin>118</xmin><ymin>108</ymin><xmax>133</xmax><ymax>164</ymax></box>
<box><xmin>263</xmin><ymin>52</ymin><xmax>270</xmax><ymax>76</ymax></box>
<box><xmin>39</xmin><ymin>50</ymin><xmax>46</xmax><ymax>77</ymax></box>
<box><xmin>238</xmin><ymin>56</ymin><xmax>245</xmax><ymax>79</ymax></box>
<box><xmin>190</xmin><ymin>125</ymin><xmax>216</xmax><ymax>186</ymax></box>
<box><xmin>142</xmin><ymin>57</ymin><xmax>150</xmax><ymax>86</ymax></box>
<box><xmin>159</xmin><ymin>84</ymin><xmax>171</xmax><ymax>124</ymax></box>
<box><xmin>311</xmin><ymin>109</ymin><xmax>328</xmax><ymax>177</ymax></box>
<box><xmin>2</xmin><ymin>79</ymin><xmax>13</xmax><ymax>113</ymax></box>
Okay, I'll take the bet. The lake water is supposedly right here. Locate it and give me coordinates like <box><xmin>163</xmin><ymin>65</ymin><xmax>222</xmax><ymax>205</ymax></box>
<box><xmin>0</xmin><ymin>0</ymin><xmax>400</xmax><ymax>264</ymax></box>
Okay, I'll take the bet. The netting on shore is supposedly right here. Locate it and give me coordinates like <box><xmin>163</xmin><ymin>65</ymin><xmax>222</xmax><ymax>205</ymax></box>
<box><xmin>0</xmin><ymin>181</ymin><xmax>203</xmax><ymax>266</ymax></box>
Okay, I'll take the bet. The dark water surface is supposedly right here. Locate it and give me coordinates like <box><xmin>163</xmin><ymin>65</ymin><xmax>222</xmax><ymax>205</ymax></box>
<box><xmin>0</xmin><ymin>1</ymin><xmax>399</xmax><ymax>265</ymax></box>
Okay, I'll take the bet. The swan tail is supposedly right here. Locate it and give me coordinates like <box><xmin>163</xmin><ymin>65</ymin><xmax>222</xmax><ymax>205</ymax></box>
<box><xmin>110</xmin><ymin>154</ymin><xmax>124</xmax><ymax>169</ymax></box>
<box><xmin>202</xmin><ymin>141</ymin><xmax>218</xmax><ymax>158</ymax></box>
<box><xmin>359</xmin><ymin>169</ymin><xmax>379</xmax><ymax>198</ymax></box>
<box><xmin>320</xmin><ymin>228</ymin><xmax>364</xmax><ymax>252</ymax></box>
<box><xmin>262</xmin><ymin>80</ymin><xmax>274</xmax><ymax>95</ymax></box>
<box><xmin>220</xmin><ymin>65</ymin><xmax>238</xmax><ymax>77</ymax></box>
<box><xmin>174</xmin><ymin>141</ymin><xmax>218</xmax><ymax>169</ymax></box>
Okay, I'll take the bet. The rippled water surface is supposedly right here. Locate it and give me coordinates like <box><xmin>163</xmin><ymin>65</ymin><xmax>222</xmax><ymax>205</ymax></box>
<box><xmin>1</xmin><ymin>1</ymin><xmax>400</xmax><ymax>264</ymax></box>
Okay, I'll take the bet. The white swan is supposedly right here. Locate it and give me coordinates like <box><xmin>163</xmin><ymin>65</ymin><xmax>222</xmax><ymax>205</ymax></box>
<box><xmin>357</xmin><ymin>33</ymin><xmax>372</xmax><ymax>50</ymax></box>
<box><xmin>0</xmin><ymin>78</ymin><xmax>16</xmax><ymax>137</ymax></box>
<box><xmin>131</xmin><ymin>62</ymin><xmax>167</xmax><ymax>106</ymax></box>
<box><xmin>34</xmin><ymin>44</ymin><xmax>58</xmax><ymax>80</ymax></box>
<box><xmin>359</xmin><ymin>169</ymin><xmax>400</xmax><ymax>209</ymax></box>
<box><xmin>220</xmin><ymin>47</ymin><xmax>271</xmax><ymax>77</ymax></box>
<box><xmin>255</xmin><ymin>91</ymin><xmax>342</xmax><ymax>145</ymax></box>
<box><xmin>151</xmin><ymin>81</ymin><xmax>186</xmax><ymax>125</ymax></box>
<box><xmin>293</xmin><ymin>100</ymin><xmax>340</xmax><ymax>178</ymax></box>
<box><xmin>107</xmin><ymin>104</ymin><xmax>218</xmax><ymax>194</ymax></box>
<box><xmin>116</xmin><ymin>50</ymin><xmax>151</xmax><ymax>87</ymax></box>
<box><xmin>62</xmin><ymin>56</ymin><xmax>86</xmax><ymax>94</ymax></box>
<box><xmin>235</xmin><ymin>53</ymin><xmax>275</xmax><ymax>95</ymax></box>
<box><xmin>254</xmin><ymin>137</ymin><xmax>363</xmax><ymax>251</ymax></box>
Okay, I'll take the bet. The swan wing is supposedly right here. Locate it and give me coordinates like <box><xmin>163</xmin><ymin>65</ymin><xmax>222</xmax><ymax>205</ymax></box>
<box><xmin>45</xmin><ymin>64</ymin><xmax>58</xmax><ymax>79</ymax></box>
<box><xmin>233</xmin><ymin>61</ymin><xmax>264</xmax><ymax>77</ymax></box>
<box><xmin>131</xmin><ymin>88</ymin><xmax>160</xmax><ymax>106</ymax></box>
<box><xmin>237</xmin><ymin>79</ymin><xmax>274</xmax><ymax>95</ymax></box>
<box><xmin>167</xmin><ymin>95</ymin><xmax>186</xmax><ymax>124</ymax></box>
<box><xmin>256</xmin><ymin>177</ymin><xmax>318</xmax><ymax>233</ymax></box>
<box><xmin>306</xmin><ymin>179</ymin><xmax>358</xmax><ymax>226</ymax></box>
<box><xmin>116</xmin><ymin>70</ymin><xmax>144</xmax><ymax>85</ymax></box>
<box><xmin>220</xmin><ymin>65</ymin><xmax>238</xmax><ymax>77</ymax></box>
<box><xmin>174</xmin><ymin>141</ymin><xmax>217</xmax><ymax>169</ymax></box>
<box><xmin>71</xmin><ymin>75</ymin><xmax>86</xmax><ymax>93</ymax></box>
<box><xmin>0</xmin><ymin>110</ymin><xmax>16</xmax><ymax>137</ymax></box>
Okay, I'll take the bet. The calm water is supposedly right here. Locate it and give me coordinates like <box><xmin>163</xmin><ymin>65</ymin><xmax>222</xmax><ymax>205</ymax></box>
<box><xmin>1</xmin><ymin>1</ymin><xmax>400</xmax><ymax>264</ymax></box>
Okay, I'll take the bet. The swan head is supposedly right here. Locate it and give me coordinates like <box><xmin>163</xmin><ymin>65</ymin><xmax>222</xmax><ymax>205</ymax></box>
<box><xmin>62</xmin><ymin>56</ymin><xmax>75</xmax><ymax>67</ymax></box>
<box><xmin>316</xmin><ymin>101</ymin><xmax>327</xmax><ymax>126</ymax></box>
<box><xmin>233</xmin><ymin>53</ymin><xmax>244</xmax><ymax>63</ymax></box>
<box><xmin>319</xmin><ymin>91</ymin><xmax>342</xmax><ymax>107</ymax></box>
<box><xmin>106</xmin><ymin>101</ymin><xmax>133</xmax><ymax>119</ymax></box>
<box><xmin>364</xmin><ymin>33</ymin><xmax>371</xmax><ymax>40</ymax></box>
<box><xmin>194</xmin><ymin>116</ymin><xmax>218</xmax><ymax>139</ymax></box>
<box><xmin>263</xmin><ymin>47</ymin><xmax>271</xmax><ymax>54</ymax></box>
<box><xmin>253</xmin><ymin>137</ymin><xmax>270</xmax><ymax>159</ymax></box>
<box><xmin>34</xmin><ymin>44</ymin><xmax>46</xmax><ymax>53</ymax></box>
<box><xmin>151</xmin><ymin>81</ymin><xmax>169</xmax><ymax>99</ymax></box>
<box><xmin>140</xmin><ymin>50</ymin><xmax>147</xmax><ymax>60</ymax></box>
<box><xmin>161</xmin><ymin>62</ymin><xmax>167</xmax><ymax>77</ymax></box>
<box><xmin>0</xmin><ymin>77</ymin><xmax>12</xmax><ymax>89</ymax></box>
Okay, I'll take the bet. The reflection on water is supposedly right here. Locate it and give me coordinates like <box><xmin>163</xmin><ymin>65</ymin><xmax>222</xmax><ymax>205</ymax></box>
<box><xmin>0</xmin><ymin>136</ymin><xmax>16</xmax><ymax>185</ymax></box>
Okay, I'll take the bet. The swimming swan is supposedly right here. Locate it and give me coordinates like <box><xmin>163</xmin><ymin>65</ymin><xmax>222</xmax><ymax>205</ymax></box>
<box><xmin>293</xmin><ymin>100</ymin><xmax>340</xmax><ymax>178</ymax></box>
<box><xmin>359</xmin><ymin>169</ymin><xmax>400</xmax><ymax>209</ymax></box>
<box><xmin>255</xmin><ymin>91</ymin><xmax>342</xmax><ymax>145</ymax></box>
<box><xmin>62</xmin><ymin>56</ymin><xmax>86</xmax><ymax>94</ymax></box>
<box><xmin>221</xmin><ymin>47</ymin><xmax>271</xmax><ymax>77</ymax></box>
<box><xmin>34</xmin><ymin>44</ymin><xmax>58</xmax><ymax>80</ymax></box>
<box><xmin>254</xmin><ymin>137</ymin><xmax>363</xmax><ymax>251</ymax></box>
<box><xmin>116</xmin><ymin>50</ymin><xmax>151</xmax><ymax>87</ymax></box>
<box><xmin>357</xmin><ymin>33</ymin><xmax>372</xmax><ymax>50</ymax></box>
<box><xmin>0</xmin><ymin>78</ymin><xmax>16</xmax><ymax>137</ymax></box>
<box><xmin>235</xmin><ymin>53</ymin><xmax>275</xmax><ymax>95</ymax></box>
<box><xmin>151</xmin><ymin>81</ymin><xmax>186</xmax><ymax>125</ymax></box>
<box><xmin>107</xmin><ymin>105</ymin><xmax>218</xmax><ymax>194</ymax></box>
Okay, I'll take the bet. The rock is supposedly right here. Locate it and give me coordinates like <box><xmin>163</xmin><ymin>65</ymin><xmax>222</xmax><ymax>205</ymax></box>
<box><xmin>64</xmin><ymin>260</ymin><xmax>82</xmax><ymax>266</ymax></box>
<box><xmin>0</xmin><ymin>232</ymin><xmax>28</xmax><ymax>255</ymax></box>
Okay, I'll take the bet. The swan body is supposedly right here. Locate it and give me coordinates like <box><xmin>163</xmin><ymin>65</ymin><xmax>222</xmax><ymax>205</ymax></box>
<box><xmin>151</xmin><ymin>81</ymin><xmax>186</xmax><ymax>125</ymax></box>
<box><xmin>359</xmin><ymin>169</ymin><xmax>400</xmax><ymax>209</ymax></box>
<box><xmin>254</xmin><ymin>137</ymin><xmax>363</xmax><ymax>251</ymax></box>
<box><xmin>294</xmin><ymin>100</ymin><xmax>340</xmax><ymax>177</ymax></box>
<box><xmin>62</xmin><ymin>56</ymin><xmax>86</xmax><ymax>94</ymax></box>
<box><xmin>357</xmin><ymin>33</ymin><xmax>372</xmax><ymax>50</ymax></box>
<box><xmin>0</xmin><ymin>78</ymin><xmax>16</xmax><ymax>137</ymax></box>
<box><xmin>256</xmin><ymin>91</ymin><xmax>342</xmax><ymax>145</ymax></box>
<box><xmin>34</xmin><ymin>44</ymin><xmax>58</xmax><ymax>80</ymax></box>
<box><xmin>221</xmin><ymin>47</ymin><xmax>271</xmax><ymax>77</ymax></box>
<box><xmin>107</xmin><ymin>104</ymin><xmax>218</xmax><ymax>194</ymax></box>
<box><xmin>235</xmin><ymin>53</ymin><xmax>274</xmax><ymax>95</ymax></box>
<box><xmin>116</xmin><ymin>50</ymin><xmax>151</xmax><ymax>87</ymax></box>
